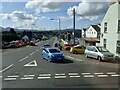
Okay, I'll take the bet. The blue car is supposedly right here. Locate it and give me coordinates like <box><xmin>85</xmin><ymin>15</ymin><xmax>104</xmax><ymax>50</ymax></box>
<box><xmin>42</xmin><ymin>48</ymin><xmax>65</xmax><ymax>62</ymax></box>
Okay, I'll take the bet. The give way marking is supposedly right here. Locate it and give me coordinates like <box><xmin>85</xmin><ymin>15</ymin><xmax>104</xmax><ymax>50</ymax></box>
<box><xmin>24</xmin><ymin>60</ymin><xmax>37</xmax><ymax>67</ymax></box>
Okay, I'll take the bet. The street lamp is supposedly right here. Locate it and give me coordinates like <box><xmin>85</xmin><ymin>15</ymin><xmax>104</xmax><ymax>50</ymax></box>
<box><xmin>50</xmin><ymin>19</ymin><xmax>61</xmax><ymax>40</ymax></box>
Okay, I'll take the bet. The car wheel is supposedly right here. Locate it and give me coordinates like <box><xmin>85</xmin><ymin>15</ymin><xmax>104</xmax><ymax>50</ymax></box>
<box><xmin>98</xmin><ymin>56</ymin><xmax>102</xmax><ymax>61</ymax></box>
<box><xmin>73</xmin><ymin>50</ymin><xmax>78</xmax><ymax>54</ymax></box>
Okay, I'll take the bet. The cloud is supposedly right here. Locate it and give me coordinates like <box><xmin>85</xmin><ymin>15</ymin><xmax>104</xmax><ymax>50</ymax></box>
<box><xmin>1</xmin><ymin>11</ymin><xmax>39</xmax><ymax>28</ymax></box>
<box><xmin>67</xmin><ymin>1</ymin><xmax>110</xmax><ymax>20</ymax></box>
<box><xmin>25</xmin><ymin>0</ymin><xmax>67</xmax><ymax>14</ymax></box>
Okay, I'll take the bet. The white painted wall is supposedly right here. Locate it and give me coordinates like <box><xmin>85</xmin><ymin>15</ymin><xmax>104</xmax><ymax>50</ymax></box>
<box><xmin>100</xmin><ymin>3</ymin><xmax>120</xmax><ymax>57</ymax></box>
<box><xmin>86</xmin><ymin>26</ymin><xmax>97</xmax><ymax>38</ymax></box>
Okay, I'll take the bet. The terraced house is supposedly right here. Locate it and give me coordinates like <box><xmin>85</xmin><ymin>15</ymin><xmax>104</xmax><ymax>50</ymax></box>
<box><xmin>99</xmin><ymin>2</ymin><xmax>120</xmax><ymax>59</ymax></box>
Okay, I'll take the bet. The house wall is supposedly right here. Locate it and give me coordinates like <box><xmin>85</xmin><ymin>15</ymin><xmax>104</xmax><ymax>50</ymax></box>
<box><xmin>100</xmin><ymin>3</ymin><xmax>120</xmax><ymax>57</ymax></box>
<box><xmin>86</xmin><ymin>26</ymin><xmax>97</xmax><ymax>38</ymax></box>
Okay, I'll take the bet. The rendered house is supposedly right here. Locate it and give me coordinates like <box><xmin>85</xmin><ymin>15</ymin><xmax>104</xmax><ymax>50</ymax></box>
<box><xmin>85</xmin><ymin>25</ymin><xmax>100</xmax><ymax>45</ymax></box>
<box><xmin>99</xmin><ymin>2</ymin><xmax>120</xmax><ymax>59</ymax></box>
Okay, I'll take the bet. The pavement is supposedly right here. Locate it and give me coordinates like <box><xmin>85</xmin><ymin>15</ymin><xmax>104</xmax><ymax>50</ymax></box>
<box><xmin>1</xmin><ymin>38</ymin><xmax>120</xmax><ymax>89</ymax></box>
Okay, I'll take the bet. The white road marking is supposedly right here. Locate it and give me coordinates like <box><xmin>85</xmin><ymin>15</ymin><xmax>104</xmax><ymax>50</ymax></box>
<box><xmin>84</xmin><ymin>75</ymin><xmax>94</xmax><ymax>78</ymax></box>
<box><xmin>21</xmin><ymin>77</ymin><xmax>34</xmax><ymax>80</ymax></box>
<box><xmin>36</xmin><ymin>49</ymin><xmax>39</xmax><ymax>52</ymax></box>
<box><xmin>39</xmin><ymin>74</ymin><xmax>51</xmax><ymax>76</ymax></box>
<box><xmin>75</xmin><ymin>59</ymin><xmax>83</xmax><ymax>61</ymax></box>
<box><xmin>66</xmin><ymin>56</ymin><xmax>75</xmax><ymax>59</ymax></box>
<box><xmin>4</xmin><ymin>78</ymin><xmax>16</xmax><ymax>81</ymax></box>
<box><xmin>24</xmin><ymin>60</ymin><xmax>37</xmax><ymax>67</ymax></box>
<box><xmin>30</xmin><ymin>52</ymin><xmax>35</xmax><ymax>56</ymax></box>
<box><xmin>94</xmin><ymin>73</ymin><xmax>104</xmax><ymax>75</ymax></box>
<box><xmin>24</xmin><ymin>75</ymin><xmax>35</xmax><ymax>77</ymax></box>
<box><xmin>0</xmin><ymin>64</ymin><xmax>14</xmax><ymax>73</ymax></box>
<box><xmin>98</xmin><ymin>75</ymin><xmax>108</xmax><ymax>77</ymax></box>
<box><xmin>0</xmin><ymin>76</ymin><xmax>2</xmax><ymax>78</ymax></box>
<box><xmin>106</xmin><ymin>72</ymin><xmax>116</xmax><ymax>75</ymax></box>
<box><xmin>55</xmin><ymin>76</ymin><xmax>66</xmax><ymax>79</ymax></box>
<box><xmin>70</xmin><ymin>75</ymin><xmax>80</xmax><ymax>78</ymax></box>
<box><xmin>7</xmin><ymin>75</ymin><xmax>19</xmax><ymax>78</ymax></box>
<box><xmin>19</xmin><ymin>56</ymin><xmax>28</xmax><ymax>62</ymax></box>
<box><xmin>55</xmin><ymin>73</ymin><xmax>65</xmax><ymax>76</ymax></box>
<box><xmin>38</xmin><ymin>77</ymin><xmax>51</xmax><ymax>79</ymax></box>
<box><xmin>82</xmin><ymin>73</ymin><xmax>91</xmax><ymax>75</ymax></box>
<box><xmin>68</xmin><ymin>73</ymin><xmax>78</xmax><ymax>75</ymax></box>
<box><xmin>111</xmin><ymin>74</ymin><xmax>120</xmax><ymax>77</ymax></box>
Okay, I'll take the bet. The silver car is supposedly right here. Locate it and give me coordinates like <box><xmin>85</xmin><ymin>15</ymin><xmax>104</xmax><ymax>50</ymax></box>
<box><xmin>85</xmin><ymin>46</ymin><xmax>114</xmax><ymax>61</ymax></box>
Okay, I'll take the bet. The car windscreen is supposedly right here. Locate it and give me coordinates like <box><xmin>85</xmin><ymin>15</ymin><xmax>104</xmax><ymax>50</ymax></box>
<box><xmin>49</xmin><ymin>49</ymin><xmax>60</xmax><ymax>53</ymax></box>
<box><xmin>96</xmin><ymin>47</ymin><xmax>108</xmax><ymax>52</ymax></box>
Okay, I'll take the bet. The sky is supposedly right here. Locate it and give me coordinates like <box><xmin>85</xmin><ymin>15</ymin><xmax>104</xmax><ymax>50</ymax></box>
<box><xmin>0</xmin><ymin>0</ymin><xmax>110</xmax><ymax>31</ymax></box>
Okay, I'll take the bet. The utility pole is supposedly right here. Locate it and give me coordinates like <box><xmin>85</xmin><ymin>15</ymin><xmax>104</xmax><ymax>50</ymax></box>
<box><xmin>73</xmin><ymin>8</ymin><xmax>75</xmax><ymax>45</ymax></box>
<box><xmin>58</xmin><ymin>19</ymin><xmax>61</xmax><ymax>40</ymax></box>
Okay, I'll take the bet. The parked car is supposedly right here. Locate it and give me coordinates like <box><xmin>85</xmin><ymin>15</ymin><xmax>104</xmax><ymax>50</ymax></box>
<box><xmin>70</xmin><ymin>45</ymin><xmax>85</xmax><ymax>54</ymax></box>
<box><xmin>42</xmin><ymin>44</ymin><xmax>51</xmax><ymax>49</ymax></box>
<box><xmin>85</xmin><ymin>46</ymin><xmax>114</xmax><ymax>61</ymax></box>
<box><xmin>42</xmin><ymin>48</ymin><xmax>65</xmax><ymax>62</ymax></box>
<box><xmin>29</xmin><ymin>41</ymin><xmax>37</xmax><ymax>46</ymax></box>
<box><xmin>64</xmin><ymin>44</ymin><xmax>71</xmax><ymax>50</ymax></box>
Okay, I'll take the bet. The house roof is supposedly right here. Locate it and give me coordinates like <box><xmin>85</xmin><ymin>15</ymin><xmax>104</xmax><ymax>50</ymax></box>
<box><xmin>91</xmin><ymin>25</ymin><xmax>100</xmax><ymax>32</ymax></box>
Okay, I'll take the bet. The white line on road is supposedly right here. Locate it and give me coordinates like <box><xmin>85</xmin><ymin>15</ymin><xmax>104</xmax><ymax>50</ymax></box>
<box><xmin>55</xmin><ymin>73</ymin><xmax>65</xmax><ymax>76</ymax></box>
<box><xmin>82</xmin><ymin>73</ymin><xmax>91</xmax><ymax>75</ymax></box>
<box><xmin>55</xmin><ymin>76</ymin><xmax>66</xmax><ymax>79</ymax></box>
<box><xmin>84</xmin><ymin>75</ymin><xmax>94</xmax><ymax>78</ymax></box>
<box><xmin>111</xmin><ymin>74</ymin><xmax>120</xmax><ymax>77</ymax></box>
<box><xmin>94</xmin><ymin>73</ymin><xmax>104</xmax><ymax>75</ymax></box>
<box><xmin>7</xmin><ymin>75</ymin><xmax>19</xmax><ymax>78</ymax></box>
<box><xmin>68</xmin><ymin>73</ymin><xmax>78</xmax><ymax>75</ymax></box>
<box><xmin>106</xmin><ymin>72</ymin><xmax>116</xmax><ymax>75</ymax></box>
<box><xmin>0</xmin><ymin>64</ymin><xmax>14</xmax><ymax>73</ymax></box>
<box><xmin>66</xmin><ymin>56</ymin><xmax>75</xmax><ymax>59</ymax></box>
<box><xmin>19</xmin><ymin>56</ymin><xmax>28</xmax><ymax>62</ymax></box>
<box><xmin>70</xmin><ymin>75</ymin><xmax>80</xmax><ymax>78</ymax></box>
<box><xmin>36</xmin><ymin>49</ymin><xmax>39</xmax><ymax>52</ymax></box>
<box><xmin>98</xmin><ymin>75</ymin><xmax>108</xmax><ymax>77</ymax></box>
<box><xmin>39</xmin><ymin>74</ymin><xmax>51</xmax><ymax>77</ymax></box>
<box><xmin>30</xmin><ymin>52</ymin><xmax>35</xmax><ymax>56</ymax></box>
<box><xmin>21</xmin><ymin>77</ymin><xmax>34</xmax><ymax>80</ymax></box>
<box><xmin>24</xmin><ymin>75</ymin><xmax>35</xmax><ymax>77</ymax></box>
<box><xmin>38</xmin><ymin>77</ymin><xmax>51</xmax><ymax>79</ymax></box>
<box><xmin>0</xmin><ymin>76</ymin><xmax>2</xmax><ymax>78</ymax></box>
<box><xmin>4</xmin><ymin>78</ymin><xmax>16</xmax><ymax>81</ymax></box>
<box><xmin>75</xmin><ymin>59</ymin><xmax>83</xmax><ymax>61</ymax></box>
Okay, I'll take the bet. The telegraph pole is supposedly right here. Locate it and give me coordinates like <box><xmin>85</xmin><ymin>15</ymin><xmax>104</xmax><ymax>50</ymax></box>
<box><xmin>73</xmin><ymin>8</ymin><xmax>75</xmax><ymax>45</ymax></box>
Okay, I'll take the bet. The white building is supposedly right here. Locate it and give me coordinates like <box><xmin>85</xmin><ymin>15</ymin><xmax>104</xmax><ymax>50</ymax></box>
<box><xmin>81</xmin><ymin>28</ymin><xmax>86</xmax><ymax>38</ymax></box>
<box><xmin>86</xmin><ymin>25</ymin><xmax>100</xmax><ymax>38</ymax></box>
<box><xmin>99</xmin><ymin>2</ymin><xmax>120</xmax><ymax>59</ymax></box>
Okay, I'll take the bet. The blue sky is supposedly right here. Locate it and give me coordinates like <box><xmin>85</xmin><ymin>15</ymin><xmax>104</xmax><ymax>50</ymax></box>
<box><xmin>0</xmin><ymin>1</ymin><xmax>110</xmax><ymax>30</ymax></box>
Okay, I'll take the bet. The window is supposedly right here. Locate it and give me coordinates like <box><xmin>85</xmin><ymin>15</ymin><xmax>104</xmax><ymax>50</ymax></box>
<box><xmin>118</xmin><ymin>20</ymin><xmax>120</xmax><ymax>33</ymax></box>
<box><xmin>116</xmin><ymin>40</ymin><xmax>120</xmax><ymax>53</ymax></box>
<box><xmin>103</xmin><ymin>39</ymin><xmax>107</xmax><ymax>48</ymax></box>
<box><xmin>104</xmin><ymin>22</ymin><xmax>107</xmax><ymax>33</ymax></box>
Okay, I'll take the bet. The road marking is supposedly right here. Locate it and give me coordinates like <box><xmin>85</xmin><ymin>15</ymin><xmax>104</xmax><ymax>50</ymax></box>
<box><xmin>19</xmin><ymin>56</ymin><xmax>28</xmax><ymax>62</ymax></box>
<box><xmin>82</xmin><ymin>73</ymin><xmax>91</xmax><ymax>75</ymax></box>
<box><xmin>4</xmin><ymin>78</ymin><xmax>16</xmax><ymax>81</ymax></box>
<box><xmin>55</xmin><ymin>73</ymin><xmax>65</xmax><ymax>76</ymax></box>
<box><xmin>30</xmin><ymin>52</ymin><xmax>35</xmax><ymax>56</ymax></box>
<box><xmin>21</xmin><ymin>77</ymin><xmax>34</xmax><ymax>80</ymax></box>
<box><xmin>111</xmin><ymin>74</ymin><xmax>120</xmax><ymax>77</ymax></box>
<box><xmin>84</xmin><ymin>75</ymin><xmax>94</xmax><ymax>78</ymax></box>
<box><xmin>39</xmin><ymin>74</ymin><xmax>51</xmax><ymax>76</ymax></box>
<box><xmin>94</xmin><ymin>73</ymin><xmax>104</xmax><ymax>75</ymax></box>
<box><xmin>66</xmin><ymin>56</ymin><xmax>75</xmax><ymax>59</ymax></box>
<box><xmin>24</xmin><ymin>60</ymin><xmax>37</xmax><ymax>67</ymax></box>
<box><xmin>24</xmin><ymin>75</ymin><xmax>35</xmax><ymax>77</ymax></box>
<box><xmin>7</xmin><ymin>75</ymin><xmax>19</xmax><ymax>78</ymax></box>
<box><xmin>106</xmin><ymin>72</ymin><xmax>116</xmax><ymax>75</ymax></box>
<box><xmin>70</xmin><ymin>75</ymin><xmax>80</xmax><ymax>78</ymax></box>
<box><xmin>75</xmin><ymin>59</ymin><xmax>83</xmax><ymax>62</ymax></box>
<box><xmin>38</xmin><ymin>77</ymin><xmax>51</xmax><ymax>79</ymax></box>
<box><xmin>98</xmin><ymin>75</ymin><xmax>108</xmax><ymax>77</ymax></box>
<box><xmin>36</xmin><ymin>49</ymin><xmax>39</xmax><ymax>52</ymax></box>
<box><xmin>68</xmin><ymin>73</ymin><xmax>78</xmax><ymax>75</ymax></box>
<box><xmin>0</xmin><ymin>64</ymin><xmax>14</xmax><ymax>73</ymax></box>
<box><xmin>0</xmin><ymin>76</ymin><xmax>2</xmax><ymax>78</ymax></box>
<box><xmin>55</xmin><ymin>76</ymin><xmax>66</xmax><ymax>79</ymax></box>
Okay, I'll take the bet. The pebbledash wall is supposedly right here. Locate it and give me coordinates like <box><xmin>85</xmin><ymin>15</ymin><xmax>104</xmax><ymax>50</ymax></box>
<box><xmin>99</xmin><ymin>2</ymin><xmax>120</xmax><ymax>58</ymax></box>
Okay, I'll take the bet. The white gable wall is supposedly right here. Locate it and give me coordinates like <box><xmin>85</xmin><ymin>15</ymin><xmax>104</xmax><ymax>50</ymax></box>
<box><xmin>86</xmin><ymin>26</ymin><xmax>97</xmax><ymax>38</ymax></box>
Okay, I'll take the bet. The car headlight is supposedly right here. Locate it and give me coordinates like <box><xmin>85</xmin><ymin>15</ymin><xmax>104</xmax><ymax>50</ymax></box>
<box><xmin>103</xmin><ymin>55</ymin><xmax>108</xmax><ymax>58</ymax></box>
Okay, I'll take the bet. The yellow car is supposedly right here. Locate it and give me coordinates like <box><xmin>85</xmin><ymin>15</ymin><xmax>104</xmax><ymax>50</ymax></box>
<box><xmin>70</xmin><ymin>45</ymin><xmax>85</xmax><ymax>54</ymax></box>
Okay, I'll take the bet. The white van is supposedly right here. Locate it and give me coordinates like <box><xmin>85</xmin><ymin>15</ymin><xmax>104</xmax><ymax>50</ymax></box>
<box><xmin>85</xmin><ymin>46</ymin><xmax>114</xmax><ymax>61</ymax></box>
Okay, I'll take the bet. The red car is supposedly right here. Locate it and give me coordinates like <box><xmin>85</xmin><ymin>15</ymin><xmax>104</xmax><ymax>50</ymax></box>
<box><xmin>64</xmin><ymin>44</ymin><xmax>71</xmax><ymax>50</ymax></box>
